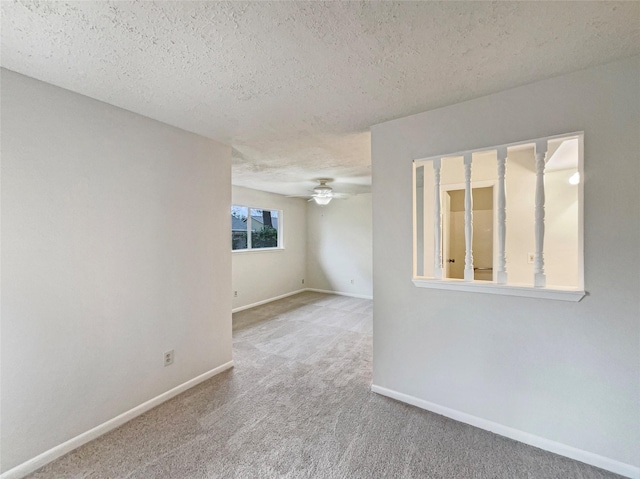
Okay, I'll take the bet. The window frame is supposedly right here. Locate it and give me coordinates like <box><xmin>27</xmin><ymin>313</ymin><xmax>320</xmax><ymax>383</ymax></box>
<box><xmin>231</xmin><ymin>205</ymin><xmax>284</xmax><ymax>253</ymax></box>
<box><xmin>412</xmin><ymin>131</ymin><xmax>585</xmax><ymax>302</ymax></box>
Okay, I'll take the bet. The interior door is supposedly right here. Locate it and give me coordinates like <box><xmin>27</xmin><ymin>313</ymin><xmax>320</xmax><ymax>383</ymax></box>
<box><xmin>448</xmin><ymin>201</ymin><xmax>465</xmax><ymax>279</ymax></box>
<box><xmin>442</xmin><ymin>191</ymin><xmax>452</xmax><ymax>278</ymax></box>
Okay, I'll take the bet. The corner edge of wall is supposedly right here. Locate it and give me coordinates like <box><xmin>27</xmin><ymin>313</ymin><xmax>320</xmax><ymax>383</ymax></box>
<box><xmin>370</xmin><ymin>384</ymin><xmax>639</xmax><ymax>479</ymax></box>
<box><xmin>0</xmin><ymin>361</ymin><xmax>234</xmax><ymax>479</ymax></box>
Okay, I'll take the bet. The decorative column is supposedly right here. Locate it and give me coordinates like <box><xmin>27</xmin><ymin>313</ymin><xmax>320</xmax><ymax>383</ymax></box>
<box><xmin>463</xmin><ymin>153</ymin><xmax>474</xmax><ymax>281</ymax></box>
<box><xmin>433</xmin><ymin>159</ymin><xmax>443</xmax><ymax>279</ymax></box>
<box><xmin>496</xmin><ymin>147</ymin><xmax>508</xmax><ymax>284</ymax></box>
<box><xmin>534</xmin><ymin>140</ymin><xmax>547</xmax><ymax>287</ymax></box>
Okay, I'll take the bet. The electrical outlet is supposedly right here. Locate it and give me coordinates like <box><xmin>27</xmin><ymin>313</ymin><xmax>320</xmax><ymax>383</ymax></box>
<box><xmin>234</xmin><ymin>291</ymin><xmax>238</xmax><ymax>297</ymax></box>
<box><xmin>164</xmin><ymin>350</ymin><xmax>174</xmax><ymax>367</ymax></box>
<box><xmin>350</xmin><ymin>279</ymin><xmax>355</xmax><ymax>284</ymax></box>
<box><xmin>527</xmin><ymin>253</ymin><xmax>535</xmax><ymax>264</ymax></box>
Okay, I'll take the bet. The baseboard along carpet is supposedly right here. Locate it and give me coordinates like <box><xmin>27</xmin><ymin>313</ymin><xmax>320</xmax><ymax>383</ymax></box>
<box><xmin>24</xmin><ymin>292</ymin><xmax>625</xmax><ymax>479</ymax></box>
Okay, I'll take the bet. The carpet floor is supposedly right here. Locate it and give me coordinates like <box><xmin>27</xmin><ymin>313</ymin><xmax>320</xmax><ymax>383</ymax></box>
<box><xmin>26</xmin><ymin>292</ymin><xmax>623</xmax><ymax>478</ymax></box>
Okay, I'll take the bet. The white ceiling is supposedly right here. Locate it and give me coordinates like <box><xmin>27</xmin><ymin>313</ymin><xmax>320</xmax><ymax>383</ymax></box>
<box><xmin>2</xmin><ymin>1</ymin><xmax>638</xmax><ymax>196</ymax></box>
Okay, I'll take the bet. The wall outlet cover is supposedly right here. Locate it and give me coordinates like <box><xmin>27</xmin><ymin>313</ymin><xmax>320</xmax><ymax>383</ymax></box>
<box><xmin>164</xmin><ymin>350</ymin><xmax>174</xmax><ymax>366</ymax></box>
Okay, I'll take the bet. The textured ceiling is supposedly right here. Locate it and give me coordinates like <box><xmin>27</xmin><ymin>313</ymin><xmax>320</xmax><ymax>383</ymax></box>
<box><xmin>2</xmin><ymin>1</ymin><xmax>639</xmax><ymax>196</ymax></box>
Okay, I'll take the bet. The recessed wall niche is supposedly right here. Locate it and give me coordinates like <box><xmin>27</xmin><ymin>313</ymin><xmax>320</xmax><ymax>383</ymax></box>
<box><xmin>412</xmin><ymin>133</ymin><xmax>584</xmax><ymax>301</ymax></box>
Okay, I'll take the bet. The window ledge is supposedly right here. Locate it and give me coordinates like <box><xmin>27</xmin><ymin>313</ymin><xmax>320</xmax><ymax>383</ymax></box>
<box><xmin>232</xmin><ymin>247</ymin><xmax>284</xmax><ymax>254</ymax></box>
<box><xmin>412</xmin><ymin>278</ymin><xmax>585</xmax><ymax>302</ymax></box>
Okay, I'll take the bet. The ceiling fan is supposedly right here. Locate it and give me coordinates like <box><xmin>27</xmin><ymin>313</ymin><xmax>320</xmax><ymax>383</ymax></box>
<box><xmin>287</xmin><ymin>179</ymin><xmax>350</xmax><ymax>206</ymax></box>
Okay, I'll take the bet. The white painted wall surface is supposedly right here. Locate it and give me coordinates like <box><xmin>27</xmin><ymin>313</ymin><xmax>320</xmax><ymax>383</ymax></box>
<box><xmin>306</xmin><ymin>193</ymin><xmax>373</xmax><ymax>298</ymax></box>
<box><xmin>1</xmin><ymin>69</ymin><xmax>232</xmax><ymax>472</ymax></box>
<box><xmin>371</xmin><ymin>56</ymin><xmax>639</xmax><ymax>472</ymax></box>
<box><xmin>232</xmin><ymin>186</ymin><xmax>307</xmax><ymax>310</ymax></box>
<box><xmin>544</xmin><ymin>168</ymin><xmax>579</xmax><ymax>288</ymax></box>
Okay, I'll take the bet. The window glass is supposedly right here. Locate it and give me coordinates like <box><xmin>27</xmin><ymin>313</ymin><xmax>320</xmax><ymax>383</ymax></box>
<box><xmin>231</xmin><ymin>206</ymin><xmax>248</xmax><ymax>250</ymax></box>
<box><xmin>250</xmin><ymin>208</ymin><xmax>278</xmax><ymax>249</ymax></box>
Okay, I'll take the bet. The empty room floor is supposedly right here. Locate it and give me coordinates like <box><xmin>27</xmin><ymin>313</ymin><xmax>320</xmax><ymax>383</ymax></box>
<box><xmin>26</xmin><ymin>292</ymin><xmax>622</xmax><ymax>478</ymax></box>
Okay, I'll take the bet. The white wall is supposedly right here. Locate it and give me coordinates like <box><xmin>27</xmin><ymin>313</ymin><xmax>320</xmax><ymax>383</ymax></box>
<box><xmin>232</xmin><ymin>188</ymin><xmax>373</xmax><ymax>307</ymax></box>
<box><xmin>1</xmin><ymin>69</ymin><xmax>232</xmax><ymax>473</ymax></box>
<box><xmin>545</xmin><ymin>168</ymin><xmax>579</xmax><ymax>288</ymax></box>
<box><xmin>371</xmin><ymin>56</ymin><xmax>639</xmax><ymax>474</ymax></box>
<box><xmin>306</xmin><ymin>193</ymin><xmax>373</xmax><ymax>298</ymax></box>
<box><xmin>232</xmin><ymin>186</ymin><xmax>307</xmax><ymax>310</ymax></box>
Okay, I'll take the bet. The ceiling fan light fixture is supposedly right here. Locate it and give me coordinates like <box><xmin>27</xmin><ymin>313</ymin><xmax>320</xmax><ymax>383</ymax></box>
<box><xmin>313</xmin><ymin>186</ymin><xmax>332</xmax><ymax>195</ymax></box>
<box><xmin>313</xmin><ymin>196</ymin><xmax>332</xmax><ymax>206</ymax></box>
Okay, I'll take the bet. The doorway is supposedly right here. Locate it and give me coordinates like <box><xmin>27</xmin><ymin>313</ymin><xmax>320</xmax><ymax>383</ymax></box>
<box><xmin>443</xmin><ymin>187</ymin><xmax>494</xmax><ymax>281</ymax></box>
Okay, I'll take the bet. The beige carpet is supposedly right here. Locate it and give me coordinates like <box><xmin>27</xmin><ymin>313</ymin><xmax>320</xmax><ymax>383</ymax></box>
<box><xmin>27</xmin><ymin>292</ymin><xmax>622</xmax><ymax>478</ymax></box>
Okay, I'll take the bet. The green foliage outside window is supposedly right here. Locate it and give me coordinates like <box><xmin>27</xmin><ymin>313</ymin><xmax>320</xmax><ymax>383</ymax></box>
<box><xmin>232</xmin><ymin>232</ymin><xmax>248</xmax><ymax>250</ymax></box>
<box><xmin>251</xmin><ymin>226</ymin><xmax>278</xmax><ymax>248</ymax></box>
<box><xmin>232</xmin><ymin>205</ymin><xmax>279</xmax><ymax>250</ymax></box>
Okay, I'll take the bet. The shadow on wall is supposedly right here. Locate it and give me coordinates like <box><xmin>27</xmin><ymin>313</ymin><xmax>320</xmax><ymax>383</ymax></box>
<box><xmin>307</xmin><ymin>194</ymin><xmax>373</xmax><ymax>296</ymax></box>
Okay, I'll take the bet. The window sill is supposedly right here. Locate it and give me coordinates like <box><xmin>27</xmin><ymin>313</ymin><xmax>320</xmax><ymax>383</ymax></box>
<box><xmin>412</xmin><ymin>278</ymin><xmax>585</xmax><ymax>302</ymax></box>
<box><xmin>232</xmin><ymin>247</ymin><xmax>284</xmax><ymax>254</ymax></box>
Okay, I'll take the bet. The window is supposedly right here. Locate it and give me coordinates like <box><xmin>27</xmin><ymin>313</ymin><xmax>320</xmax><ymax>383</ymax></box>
<box><xmin>413</xmin><ymin>132</ymin><xmax>584</xmax><ymax>301</ymax></box>
<box><xmin>232</xmin><ymin>205</ymin><xmax>281</xmax><ymax>251</ymax></box>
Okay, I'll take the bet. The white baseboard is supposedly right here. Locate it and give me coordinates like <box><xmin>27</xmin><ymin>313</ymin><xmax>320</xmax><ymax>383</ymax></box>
<box><xmin>1</xmin><ymin>361</ymin><xmax>234</xmax><ymax>479</ymax></box>
<box><xmin>305</xmin><ymin>288</ymin><xmax>373</xmax><ymax>300</ymax></box>
<box><xmin>232</xmin><ymin>289</ymin><xmax>307</xmax><ymax>313</ymax></box>
<box><xmin>232</xmin><ymin>288</ymin><xmax>373</xmax><ymax>313</ymax></box>
<box><xmin>371</xmin><ymin>384</ymin><xmax>639</xmax><ymax>479</ymax></box>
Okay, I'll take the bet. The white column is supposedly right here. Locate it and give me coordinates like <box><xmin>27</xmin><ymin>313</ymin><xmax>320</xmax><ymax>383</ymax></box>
<box><xmin>412</xmin><ymin>163</ymin><xmax>418</xmax><ymax>278</ymax></box>
<box><xmin>463</xmin><ymin>153</ymin><xmax>474</xmax><ymax>281</ymax></box>
<box><xmin>496</xmin><ymin>147</ymin><xmax>508</xmax><ymax>284</ymax></box>
<box><xmin>433</xmin><ymin>159</ymin><xmax>443</xmax><ymax>279</ymax></box>
<box><xmin>534</xmin><ymin>140</ymin><xmax>547</xmax><ymax>287</ymax></box>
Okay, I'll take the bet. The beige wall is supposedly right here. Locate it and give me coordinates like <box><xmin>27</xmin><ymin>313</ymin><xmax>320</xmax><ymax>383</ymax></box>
<box><xmin>1</xmin><ymin>69</ymin><xmax>233</xmax><ymax>472</ymax></box>
<box><xmin>545</xmin><ymin>168</ymin><xmax>579</xmax><ymax>287</ymax></box>
<box><xmin>232</xmin><ymin>188</ymin><xmax>373</xmax><ymax>306</ymax></box>
<box><xmin>232</xmin><ymin>186</ymin><xmax>307</xmax><ymax>310</ymax></box>
<box><xmin>306</xmin><ymin>193</ymin><xmax>373</xmax><ymax>298</ymax></box>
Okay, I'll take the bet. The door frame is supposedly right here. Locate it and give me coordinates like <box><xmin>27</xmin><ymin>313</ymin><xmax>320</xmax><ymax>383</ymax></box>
<box><xmin>440</xmin><ymin>180</ymin><xmax>498</xmax><ymax>281</ymax></box>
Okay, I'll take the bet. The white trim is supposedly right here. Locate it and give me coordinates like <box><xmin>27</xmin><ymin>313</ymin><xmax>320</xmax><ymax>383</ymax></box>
<box><xmin>577</xmin><ymin>135</ymin><xmax>585</xmax><ymax>290</ymax></box>
<box><xmin>370</xmin><ymin>384</ymin><xmax>639</xmax><ymax>479</ymax></box>
<box><xmin>232</xmin><ymin>289</ymin><xmax>373</xmax><ymax>314</ymax></box>
<box><xmin>231</xmin><ymin>247</ymin><xmax>285</xmax><ymax>254</ymax></box>
<box><xmin>496</xmin><ymin>148</ymin><xmax>508</xmax><ymax>284</ymax></box>
<box><xmin>1</xmin><ymin>361</ymin><xmax>234</xmax><ymax>479</ymax></box>
<box><xmin>231</xmin><ymin>204</ymin><xmax>283</xmax><ymax>251</ymax></box>
<box><xmin>232</xmin><ymin>289</ymin><xmax>307</xmax><ymax>313</ymax></box>
<box><xmin>305</xmin><ymin>288</ymin><xmax>373</xmax><ymax>300</ymax></box>
<box><xmin>533</xmin><ymin>140</ymin><xmax>548</xmax><ymax>288</ymax></box>
<box><xmin>412</xmin><ymin>163</ymin><xmax>418</xmax><ymax>278</ymax></box>
<box><xmin>413</xmin><ymin>131</ymin><xmax>584</xmax><ymax>164</ymax></box>
<box><xmin>463</xmin><ymin>153</ymin><xmax>474</xmax><ymax>282</ymax></box>
<box><xmin>412</xmin><ymin>278</ymin><xmax>585</xmax><ymax>302</ymax></box>
<box><xmin>433</xmin><ymin>159</ymin><xmax>443</xmax><ymax>280</ymax></box>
